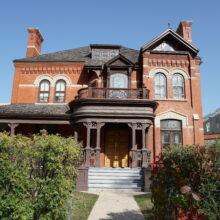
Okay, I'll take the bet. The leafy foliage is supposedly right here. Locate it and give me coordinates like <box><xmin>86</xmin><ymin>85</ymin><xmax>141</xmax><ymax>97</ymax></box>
<box><xmin>0</xmin><ymin>132</ymin><xmax>82</xmax><ymax>220</ymax></box>
<box><xmin>150</xmin><ymin>142</ymin><xmax>220</xmax><ymax>220</ymax></box>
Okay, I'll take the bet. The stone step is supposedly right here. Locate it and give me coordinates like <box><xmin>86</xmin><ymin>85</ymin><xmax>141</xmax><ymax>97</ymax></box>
<box><xmin>88</xmin><ymin>175</ymin><xmax>143</xmax><ymax>180</ymax></box>
<box><xmin>89</xmin><ymin>179</ymin><xmax>143</xmax><ymax>184</ymax></box>
<box><xmin>89</xmin><ymin>188</ymin><xmax>142</xmax><ymax>191</ymax></box>
<box><xmin>88</xmin><ymin>168</ymin><xmax>144</xmax><ymax>191</ymax></box>
<box><xmin>88</xmin><ymin>184</ymin><xmax>142</xmax><ymax>189</ymax></box>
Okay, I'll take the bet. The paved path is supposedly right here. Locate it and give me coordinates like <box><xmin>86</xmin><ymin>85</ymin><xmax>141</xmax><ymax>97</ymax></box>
<box><xmin>87</xmin><ymin>191</ymin><xmax>145</xmax><ymax>220</ymax></box>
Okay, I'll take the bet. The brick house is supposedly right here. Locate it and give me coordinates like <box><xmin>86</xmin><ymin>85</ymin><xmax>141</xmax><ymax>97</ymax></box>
<box><xmin>203</xmin><ymin>108</ymin><xmax>220</xmax><ymax>145</ymax></box>
<box><xmin>0</xmin><ymin>21</ymin><xmax>204</xmax><ymax>190</ymax></box>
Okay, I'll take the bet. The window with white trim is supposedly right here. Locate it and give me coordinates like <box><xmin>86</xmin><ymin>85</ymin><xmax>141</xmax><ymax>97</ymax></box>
<box><xmin>54</xmin><ymin>80</ymin><xmax>66</xmax><ymax>103</ymax></box>
<box><xmin>39</xmin><ymin>80</ymin><xmax>50</xmax><ymax>103</ymax></box>
<box><xmin>173</xmin><ymin>73</ymin><xmax>185</xmax><ymax>99</ymax></box>
<box><xmin>154</xmin><ymin>73</ymin><xmax>167</xmax><ymax>98</ymax></box>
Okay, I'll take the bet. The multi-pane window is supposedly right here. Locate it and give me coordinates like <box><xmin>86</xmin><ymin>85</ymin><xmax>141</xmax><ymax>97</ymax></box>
<box><xmin>161</xmin><ymin>120</ymin><xmax>182</xmax><ymax>147</ymax></box>
<box><xmin>39</xmin><ymin>80</ymin><xmax>50</xmax><ymax>103</ymax></box>
<box><xmin>55</xmin><ymin>80</ymin><xmax>66</xmax><ymax>103</ymax></box>
<box><xmin>154</xmin><ymin>73</ymin><xmax>167</xmax><ymax>98</ymax></box>
<box><xmin>173</xmin><ymin>74</ymin><xmax>185</xmax><ymax>99</ymax></box>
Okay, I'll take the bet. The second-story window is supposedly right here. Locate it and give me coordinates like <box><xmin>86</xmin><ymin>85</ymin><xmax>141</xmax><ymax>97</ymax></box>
<box><xmin>173</xmin><ymin>74</ymin><xmax>185</xmax><ymax>99</ymax></box>
<box><xmin>39</xmin><ymin>80</ymin><xmax>50</xmax><ymax>103</ymax></box>
<box><xmin>154</xmin><ymin>73</ymin><xmax>167</xmax><ymax>99</ymax></box>
<box><xmin>55</xmin><ymin>80</ymin><xmax>66</xmax><ymax>103</ymax></box>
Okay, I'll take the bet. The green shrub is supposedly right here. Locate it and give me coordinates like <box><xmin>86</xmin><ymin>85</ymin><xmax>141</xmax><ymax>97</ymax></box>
<box><xmin>0</xmin><ymin>132</ymin><xmax>82</xmax><ymax>220</ymax></box>
<box><xmin>150</xmin><ymin>142</ymin><xmax>220</xmax><ymax>219</ymax></box>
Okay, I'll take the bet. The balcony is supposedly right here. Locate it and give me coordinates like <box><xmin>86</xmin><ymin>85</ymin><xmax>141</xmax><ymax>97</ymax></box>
<box><xmin>76</xmin><ymin>87</ymin><xmax>149</xmax><ymax>100</ymax></box>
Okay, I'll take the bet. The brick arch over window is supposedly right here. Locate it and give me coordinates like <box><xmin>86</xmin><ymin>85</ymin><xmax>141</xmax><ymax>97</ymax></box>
<box><xmin>149</xmin><ymin>68</ymin><xmax>170</xmax><ymax>78</ymax></box>
<box><xmin>155</xmin><ymin>110</ymin><xmax>188</xmax><ymax>128</ymax></box>
<box><xmin>53</xmin><ymin>75</ymin><xmax>71</xmax><ymax>87</ymax></box>
<box><xmin>34</xmin><ymin>75</ymin><xmax>53</xmax><ymax>86</ymax></box>
<box><xmin>170</xmin><ymin>68</ymin><xmax>190</xmax><ymax>79</ymax></box>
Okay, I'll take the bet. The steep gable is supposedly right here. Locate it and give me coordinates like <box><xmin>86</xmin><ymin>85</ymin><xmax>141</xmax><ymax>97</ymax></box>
<box><xmin>142</xmin><ymin>29</ymin><xmax>199</xmax><ymax>56</ymax></box>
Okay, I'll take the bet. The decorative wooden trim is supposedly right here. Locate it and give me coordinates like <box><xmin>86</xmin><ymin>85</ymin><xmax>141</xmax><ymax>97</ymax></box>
<box><xmin>147</xmin><ymin>58</ymin><xmax>189</xmax><ymax>68</ymax></box>
<box><xmin>21</xmin><ymin>66</ymin><xmax>82</xmax><ymax>75</ymax></box>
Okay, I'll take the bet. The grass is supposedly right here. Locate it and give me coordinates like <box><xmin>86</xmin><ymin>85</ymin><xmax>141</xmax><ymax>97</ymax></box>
<box><xmin>72</xmin><ymin>191</ymin><xmax>98</xmax><ymax>220</ymax></box>
<box><xmin>134</xmin><ymin>193</ymin><xmax>154</xmax><ymax>220</ymax></box>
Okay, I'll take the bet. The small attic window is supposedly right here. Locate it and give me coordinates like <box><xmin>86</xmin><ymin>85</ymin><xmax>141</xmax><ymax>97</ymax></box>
<box><xmin>153</xmin><ymin>41</ymin><xmax>175</xmax><ymax>52</ymax></box>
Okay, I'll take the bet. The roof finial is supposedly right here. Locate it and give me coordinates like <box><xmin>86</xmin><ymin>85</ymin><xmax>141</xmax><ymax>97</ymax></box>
<box><xmin>168</xmin><ymin>23</ymin><xmax>171</xmax><ymax>29</ymax></box>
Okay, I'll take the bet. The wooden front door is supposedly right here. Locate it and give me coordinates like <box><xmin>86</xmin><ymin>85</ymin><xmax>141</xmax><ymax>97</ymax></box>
<box><xmin>105</xmin><ymin>129</ymin><xmax>128</xmax><ymax>167</ymax></box>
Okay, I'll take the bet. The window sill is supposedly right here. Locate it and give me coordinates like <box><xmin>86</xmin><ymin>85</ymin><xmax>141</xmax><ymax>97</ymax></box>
<box><xmin>35</xmin><ymin>103</ymin><xmax>67</xmax><ymax>105</ymax></box>
<box><xmin>153</xmin><ymin>98</ymin><xmax>188</xmax><ymax>102</ymax></box>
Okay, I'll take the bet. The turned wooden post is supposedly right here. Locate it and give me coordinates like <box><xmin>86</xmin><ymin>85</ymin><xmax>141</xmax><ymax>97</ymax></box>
<box><xmin>142</xmin><ymin>124</ymin><xmax>150</xmax><ymax>168</ymax></box>
<box><xmin>8</xmin><ymin>123</ymin><xmax>19</xmax><ymax>136</ymax></box>
<box><xmin>128</xmin><ymin>123</ymin><xmax>137</xmax><ymax>168</ymax></box>
<box><xmin>96</xmin><ymin>122</ymin><xmax>105</xmax><ymax>167</ymax></box>
<box><xmin>83</xmin><ymin>122</ymin><xmax>92</xmax><ymax>167</ymax></box>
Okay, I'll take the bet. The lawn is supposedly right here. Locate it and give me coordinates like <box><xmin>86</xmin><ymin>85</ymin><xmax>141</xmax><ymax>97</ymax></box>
<box><xmin>134</xmin><ymin>193</ymin><xmax>154</xmax><ymax>220</ymax></box>
<box><xmin>72</xmin><ymin>191</ymin><xmax>98</xmax><ymax>220</ymax></box>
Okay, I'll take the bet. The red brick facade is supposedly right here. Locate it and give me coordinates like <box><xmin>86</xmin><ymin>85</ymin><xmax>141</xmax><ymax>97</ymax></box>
<box><xmin>4</xmin><ymin>21</ymin><xmax>205</xmax><ymax>166</ymax></box>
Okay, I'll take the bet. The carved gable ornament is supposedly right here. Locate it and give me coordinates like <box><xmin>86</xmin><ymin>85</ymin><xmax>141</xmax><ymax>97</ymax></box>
<box><xmin>142</xmin><ymin>29</ymin><xmax>199</xmax><ymax>56</ymax></box>
<box><xmin>153</xmin><ymin>41</ymin><xmax>175</xmax><ymax>52</ymax></box>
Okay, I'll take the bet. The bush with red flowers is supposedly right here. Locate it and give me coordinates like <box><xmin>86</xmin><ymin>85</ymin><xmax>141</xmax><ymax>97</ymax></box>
<box><xmin>150</xmin><ymin>142</ymin><xmax>220</xmax><ymax>219</ymax></box>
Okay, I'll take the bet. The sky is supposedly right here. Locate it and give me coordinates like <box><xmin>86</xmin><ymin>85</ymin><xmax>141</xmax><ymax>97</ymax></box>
<box><xmin>0</xmin><ymin>0</ymin><xmax>219</xmax><ymax>116</ymax></box>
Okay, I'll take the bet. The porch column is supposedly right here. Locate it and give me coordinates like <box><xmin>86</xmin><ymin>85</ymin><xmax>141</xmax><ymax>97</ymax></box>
<box><xmin>142</xmin><ymin>123</ymin><xmax>150</xmax><ymax>168</ymax></box>
<box><xmin>128</xmin><ymin>123</ymin><xmax>137</xmax><ymax>168</ymax></box>
<box><xmin>74</xmin><ymin>130</ymin><xmax>78</xmax><ymax>142</ymax></box>
<box><xmin>83</xmin><ymin>122</ymin><xmax>92</xmax><ymax>167</ymax></box>
<box><xmin>8</xmin><ymin>123</ymin><xmax>19</xmax><ymax>136</ymax></box>
<box><xmin>96</xmin><ymin>122</ymin><xmax>105</xmax><ymax>167</ymax></box>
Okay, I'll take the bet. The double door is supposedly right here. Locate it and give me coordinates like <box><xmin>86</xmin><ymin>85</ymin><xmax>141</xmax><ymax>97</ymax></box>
<box><xmin>105</xmin><ymin>129</ymin><xmax>128</xmax><ymax>167</ymax></box>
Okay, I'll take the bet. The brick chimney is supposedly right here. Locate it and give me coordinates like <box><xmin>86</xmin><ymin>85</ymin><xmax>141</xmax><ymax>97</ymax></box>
<box><xmin>26</xmin><ymin>28</ymin><xmax>44</xmax><ymax>58</ymax></box>
<box><xmin>176</xmin><ymin>21</ymin><xmax>193</xmax><ymax>43</ymax></box>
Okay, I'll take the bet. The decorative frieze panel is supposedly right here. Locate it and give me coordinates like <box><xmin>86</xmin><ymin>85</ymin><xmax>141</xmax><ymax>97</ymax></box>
<box><xmin>21</xmin><ymin>66</ymin><xmax>82</xmax><ymax>74</ymax></box>
<box><xmin>148</xmin><ymin>59</ymin><xmax>189</xmax><ymax>68</ymax></box>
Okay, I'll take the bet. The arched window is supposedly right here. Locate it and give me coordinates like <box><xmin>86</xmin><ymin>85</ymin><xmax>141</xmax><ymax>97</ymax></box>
<box><xmin>173</xmin><ymin>74</ymin><xmax>185</xmax><ymax>99</ymax></box>
<box><xmin>39</xmin><ymin>80</ymin><xmax>50</xmax><ymax>103</ymax></box>
<box><xmin>55</xmin><ymin>80</ymin><xmax>66</xmax><ymax>103</ymax></box>
<box><xmin>154</xmin><ymin>73</ymin><xmax>166</xmax><ymax>98</ymax></box>
<box><xmin>161</xmin><ymin>119</ymin><xmax>182</xmax><ymax>147</ymax></box>
<box><xmin>109</xmin><ymin>73</ymin><xmax>128</xmax><ymax>98</ymax></box>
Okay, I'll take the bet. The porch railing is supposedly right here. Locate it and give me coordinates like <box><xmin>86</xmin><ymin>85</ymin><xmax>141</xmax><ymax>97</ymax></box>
<box><xmin>76</xmin><ymin>87</ymin><xmax>149</xmax><ymax>100</ymax></box>
<box><xmin>81</xmin><ymin>148</ymin><xmax>151</xmax><ymax>168</ymax></box>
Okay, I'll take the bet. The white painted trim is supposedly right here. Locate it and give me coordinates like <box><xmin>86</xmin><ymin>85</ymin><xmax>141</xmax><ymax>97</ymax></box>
<box><xmin>53</xmin><ymin>74</ymin><xmax>72</xmax><ymax>87</ymax></box>
<box><xmin>153</xmin><ymin>98</ymin><xmax>188</xmax><ymax>102</ymax></box>
<box><xmin>155</xmin><ymin>110</ymin><xmax>188</xmax><ymax>128</ymax></box>
<box><xmin>34</xmin><ymin>75</ymin><xmax>53</xmax><ymax>86</ymax></box>
<box><xmin>19</xmin><ymin>84</ymin><xmax>35</xmax><ymax>87</ymax></box>
<box><xmin>27</xmin><ymin>45</ymin><xmax>40</xmax><ymax>54</ymax></box>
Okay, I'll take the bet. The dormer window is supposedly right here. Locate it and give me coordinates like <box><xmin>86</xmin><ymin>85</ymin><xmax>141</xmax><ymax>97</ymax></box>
<box><xmin>90</xmin><ymin>44</ymin><xmax>120</xmax><ymax>60</ymax></box>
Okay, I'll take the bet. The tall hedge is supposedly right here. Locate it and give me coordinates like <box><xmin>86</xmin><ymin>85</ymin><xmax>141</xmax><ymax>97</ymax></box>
<box><xmin>150</xmin><ymin>143</ymin><xmax>220</xmax><ymax>220</ymax></box>
<box><xmin>0</xmin><ymin>132</ymin><xmax>82</xmax><ymax>220</ymax></box>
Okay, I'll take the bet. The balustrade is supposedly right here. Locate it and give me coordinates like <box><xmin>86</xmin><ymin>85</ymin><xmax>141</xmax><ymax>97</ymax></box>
<box><xmin>76</xmin><ymin>87</ymin><xmax>149</xmax><ymax>100</ymax></box>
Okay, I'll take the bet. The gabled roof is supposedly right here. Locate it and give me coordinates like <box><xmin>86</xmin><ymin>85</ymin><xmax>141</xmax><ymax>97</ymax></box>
<box><xmin>105</xmin><ymin>54</ymin><xmax>134</xmax><ymax>67</ymax></box>
<box><xmin>14</xmin><ymin>45</ymin><xmax>140</xmax><ymax>66</ymax></box>
<box><xmin>204</xmin><ymin>108</ymin><xmax>220</xmax><ymax>122</ymax></box>
<box><xmin>141</xmin><ymin>29</ymin><xmax>199</xmax><ymax>56</ymax></box>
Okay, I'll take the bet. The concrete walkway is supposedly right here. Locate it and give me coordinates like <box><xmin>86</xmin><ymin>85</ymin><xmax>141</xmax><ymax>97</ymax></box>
<box><xmin>87</xmin><ymin>191</ymin><xmax>145</xmax><ymax>220</ymax></box>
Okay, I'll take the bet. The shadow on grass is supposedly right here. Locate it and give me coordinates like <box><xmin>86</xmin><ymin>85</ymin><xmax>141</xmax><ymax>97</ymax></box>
<box><xmin>100</xmin><ymin>210</ymin><xmax>145</xmax><ymax>220</ymax></box>
<box><xmin>134</xmin><ymin>193</ymin><xmax>154</xmax><ymax>220</ymax></box>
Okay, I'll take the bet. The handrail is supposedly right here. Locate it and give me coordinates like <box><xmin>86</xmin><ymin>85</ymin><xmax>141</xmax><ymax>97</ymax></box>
<box><xmin>76</xmin><ymin>87</ymin><xmax>149</xmax><ymax>100</ymax></box>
